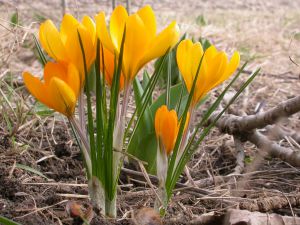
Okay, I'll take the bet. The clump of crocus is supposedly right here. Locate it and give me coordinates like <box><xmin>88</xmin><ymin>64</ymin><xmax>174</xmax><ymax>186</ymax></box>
<box><xmin>39</xmin><ymin>14</ymin><xmax>96</xmax><ymax>79</ymax></box>
<box><xmin>176</xmin><ymin>39</ymin><xmax>240</xmax><ymax>108</ymax></box>
<box><xmin>95</xmin><ymin>5</ymin><xmax>180</xmax><ymax>174</ymax></box>
<box><xmin>23</xmin><ymin>62</ymin><xmax>80</xmax><ymax>117</ymax></box>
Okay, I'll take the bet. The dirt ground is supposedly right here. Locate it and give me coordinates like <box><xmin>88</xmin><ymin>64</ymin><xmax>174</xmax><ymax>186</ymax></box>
<box><xmin>0</xmin><ymin>0</ymin><xmax>300</xmax><ymax>224</ymax></box>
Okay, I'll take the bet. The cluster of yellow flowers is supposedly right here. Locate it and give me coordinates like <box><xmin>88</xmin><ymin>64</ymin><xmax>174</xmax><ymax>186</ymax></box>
<box><xmin>23</xmin><ymin>5</ymin><xmax>240</xmax><ymax>156</ymax></box>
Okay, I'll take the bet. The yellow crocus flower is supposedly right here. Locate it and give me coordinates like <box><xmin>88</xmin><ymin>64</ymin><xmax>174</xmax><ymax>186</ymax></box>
<box><xmin>23</xmin><ymin>62</ymin><xmax>80</xmax><ymax>117</ymax></box>
<box><xmin>176</xmin><ymin>39</ymin><xmax>240</xmax><ymax>107</ymax></box>
<box><xmin>95</xmin><ymin>5</ymin><xmax>180</xmax><ymax>88</ymax></box>
<box><xmin>155</xmin><ymin>105</ymin><xmax>179</xmax><ymax>155</ymax></box>
<box><xmin>39</xmin><ymin>14</ymin><xmax>96</xmax><ymax>80</ymax></box>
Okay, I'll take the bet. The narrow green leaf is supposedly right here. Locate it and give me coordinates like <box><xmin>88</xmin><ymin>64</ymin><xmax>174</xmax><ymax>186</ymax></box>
<box><xmin>10</xmin><ymin>12</ymin><xmax>19</xmax><ymax>27</ymax></box>
<box><xmin>95</xmin><ymin>39</ymin><xmax>105</xmax><ymax>180</ymax></box>
<box><xmin>32</xmin><ymin>34</ymin><xmax>47</xmax><ymax>66</ymax></box>
<box><xmin>16</xmin><ymin>163</ymin><xmax>48</xmax><ymax>180</ymax></box>
<box><xmin>126</xmin><ymin>50</ymin><xmax>169</xmax><ymax>149</ymax></box>
<box><xmin>166</xmin><ymin>51</ymin><xmax>172</xmax><ymax>108</ymax></box>
<box><xmin>106</xmin><ymin>27</ymin><xmax>126</xmax><ymax>200</ymax></box>
<box><xmin>77</xmin><ymin>30</ymin><xmax>96</xmax><ymax>175</ymax></box>
<box><xmin>142</xmin><ymin>70</ymin><xmax>151</xmax><ymax>91</ymax></box>
<box><xmin>166</xmin><ymin>51</ymin><xmax>205</xmax><ymax>185</ymax></box>
<box><xmin>0</xmin><ymin>216</ymin><xmax>22</xmax><ymax>225</ymax></box>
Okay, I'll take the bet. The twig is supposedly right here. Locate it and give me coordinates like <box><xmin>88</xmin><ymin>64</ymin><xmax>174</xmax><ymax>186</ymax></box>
<box><xmin>247</xmin><ymin>130</ymin><xmax>300</xmax><ymax>167</ymax></box>
<box><xmin>232</xmin><ymin>136</ymin><xmax>245</xmax><ymax>175</ymax></box>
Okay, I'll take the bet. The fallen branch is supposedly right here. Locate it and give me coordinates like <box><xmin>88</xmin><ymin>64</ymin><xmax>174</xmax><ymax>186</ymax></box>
<box><xmin>213</xmin><ymin>95</ymin><xmax>300</xmax><ymax>135</ymax></box>
<box><xmin>239</xmin><ymin>194</ymin><xmax>300</xmax><ymax>212</ymax></box>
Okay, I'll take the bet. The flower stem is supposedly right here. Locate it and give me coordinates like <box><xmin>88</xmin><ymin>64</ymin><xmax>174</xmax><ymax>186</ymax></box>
<box><xmin>69</xmin><ymin>116</ymin><xmax>92</xmax><ymax>176</ymax></box>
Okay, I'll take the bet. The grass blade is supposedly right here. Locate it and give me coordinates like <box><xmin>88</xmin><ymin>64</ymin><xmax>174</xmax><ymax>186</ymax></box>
<box><xmin>0</xmin><ymin>216</ymin><xmax>22</xmax><ymax>225</ymax></box>
<box><xmin>16</xmin><ymin>163</ymin><xmax>48</xmax><ymax>180</ymax></box>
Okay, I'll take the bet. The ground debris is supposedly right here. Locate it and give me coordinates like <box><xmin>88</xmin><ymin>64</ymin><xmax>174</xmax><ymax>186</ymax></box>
<box><xmin>224</xmin><ymin>209</ymin><xmax>300</xmax><ymax>225</ymax></box>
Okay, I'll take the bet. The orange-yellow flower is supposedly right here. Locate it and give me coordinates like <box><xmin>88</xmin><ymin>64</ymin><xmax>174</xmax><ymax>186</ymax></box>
<box><xmin>39</xmin><ymin>14</ymin><xmax>96</xmax><ymax>80</ymax></box>
<box><xmin>155</xmin><ymin>105</ymin><xmax>179</xmax><ymax>155</ymax></box>
<box><xmin>95</xmin><ymin>5</ymin><xmax>179</xmax><ymax>87</ymax></box>
<box><xmin>23</xmin><ymin>62</ymin><xmax>80</xmax><ymax>117</ymax></box>
<box><xmin>176</xmin><ymin>39</ymin><xmax>240</xmax><ymax>107</ymax></box>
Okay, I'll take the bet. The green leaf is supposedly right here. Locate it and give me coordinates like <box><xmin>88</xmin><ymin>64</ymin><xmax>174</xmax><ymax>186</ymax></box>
<box><xmin>0</xmin><ymin>216</ymin><xmax>22</xmax><ymax>225</ymax></box>
<box><xmin>34</xmin><ymin>102</ymin><xmax>54</xmax><ymax>116</ymax></box>
<box><xmin>166</xmin><ymin>51</ymin><xmax>205</xmax><ymax>185</ymax></box>
<box><xmin>166</xmin><ymin>51</ymin><xmax>172</xmax><ymax>108</ymax></box>
<box><xmin>10</xmin><ymin>12</ymin><xmax>19</xmax><ymax>27</ymax></box>
<box><xmin>105</xmin><ymin>27</ymin><xmax>126</xmax><ymax>201</ymax></box>
<box><xmin>142</xmin><ymin>70</ymin><xmax>151</xmax><ymax>91</ymax></box>
<box><xmin>126</xmin><ymin>51</ymin><xmax>169</xmax><ymax>150</ymax></box>
<box><xmin>149</xmin><ymin>83</ymin><xmax>188</xmax><ymax>117</ymax></box>
<box><xmin>196</xmin><ymin>15</ymin><xmax>206</xmax><ymax>26</ymax></box>
<box><xmin>154</xmin><ymin>34</ymin><xmax>186</xmax><ymax>87</ymax></box>
<box><xmin>77</xmin><ymin>30</ymin><xmax>96</xmax><ymax>176</ymax></box>
<box><xmin>16</xmin><ymin>163</ymin><xmax>48</xmax><ymax>180</ymax></box>
<box><xmin>199</xmin><ymin>37</ymin><xmax>211</xmax><ymax>51</ymax></box>
<box><xmin>32</xmin><ymin>34</ymin><xmax>47</xmax><ymax>66</ymax></box>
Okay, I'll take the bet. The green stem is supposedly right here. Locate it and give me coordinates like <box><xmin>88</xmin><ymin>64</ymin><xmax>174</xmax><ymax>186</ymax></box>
<box><xmin>69</xmin><ymin>116</ymin><xmax>92</xmax><ymax>177</ymax></box>
<box><xmin>78</xmin><ymin>90</ymin><xmax>86</xmax><ymax>135</ymax></box>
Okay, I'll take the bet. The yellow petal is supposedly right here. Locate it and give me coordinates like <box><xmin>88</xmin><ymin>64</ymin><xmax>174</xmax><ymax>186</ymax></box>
<box><xmin>123</xmin><ymin>14</ymin><xmax>148</xmax><ymax>81</ymax></box>
<box><xmin>142</xmin><ymin>21</ymin><xmax>179</xmax><ymax>69</ymax></box>
<box><xmin>95</xmin><ymin>12</ymin><xmax>115</xmax><ymax>53</ymax></box>
<box><xmin>110</xmin><ymin>5</ymin><xmax>128</xmax><ymax>51</ymax></box>
<box><xmin>205</xmin><ymin>45</ymin><xmax>218</xmax><ymax>61</ymax></box>
<box><xmin>44</xmin><ymin>62</ymin><xmax>68</xmax><ymax>85</ymax></box>
<box><xmin>206</xmin><ymin>51</ymin><xmax>228</xmax><ymax>88</ymax></box>
<box><xmin>137</xmin><ymin>5</ymin><xmax>156</xmax><ymax>39</ymax></box>
<box><xmin>59</xmin><ymin>14</ymin><xmax>82</xmax><ymax>68</ymax></box>
<box><xmin>225</xmin><ymin>51</ymin><xmax>240</xmax><ymax>77</ymax></box>
<box><xmin>82</xmin><ymin>15</ymin><xmax>96</xmax><ymax>45</ymax></box>
<box><xmin>60</xmin><ymin>14</ymin><xmax>79</xmax><ymax>44</ymax></box>
<box><xmin>66</xmin><ymin>63</ymin><xmax>81</xmax><ymax>98</ymax></box>
<box><xmin>81</xmin><ymin>16</ymin><xmax>97</xmax><ymax>66</ymax></box>
<box><xmin>176</xmin><ymin>40</ymin><xmax>203</xmax><ymax>92</ymax></box>
<box><xmin>78</xmin><ymin>24</ymin><xmax>96</xmax><ymax>71</ymax></box>
<box><xmin>49</xmin><ymin>77</ymin><xmax>76</xmax><ymax>116</ymax></box>
<box><xmin>39</xmin><ymin>20</ymin><xmax>67</xmax><ymax>61</ymax></box>
<box><xmin>23</xmin><ymin>72</ymin><xmax>55</xmax><ymax>111</ymax></box>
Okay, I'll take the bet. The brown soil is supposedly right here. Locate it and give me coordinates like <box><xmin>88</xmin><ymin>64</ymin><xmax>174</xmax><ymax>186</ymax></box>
<box><xmin>1</xmin><ymin>0</ymin><xmax>300</xmax><ymax>224</ymax></box>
